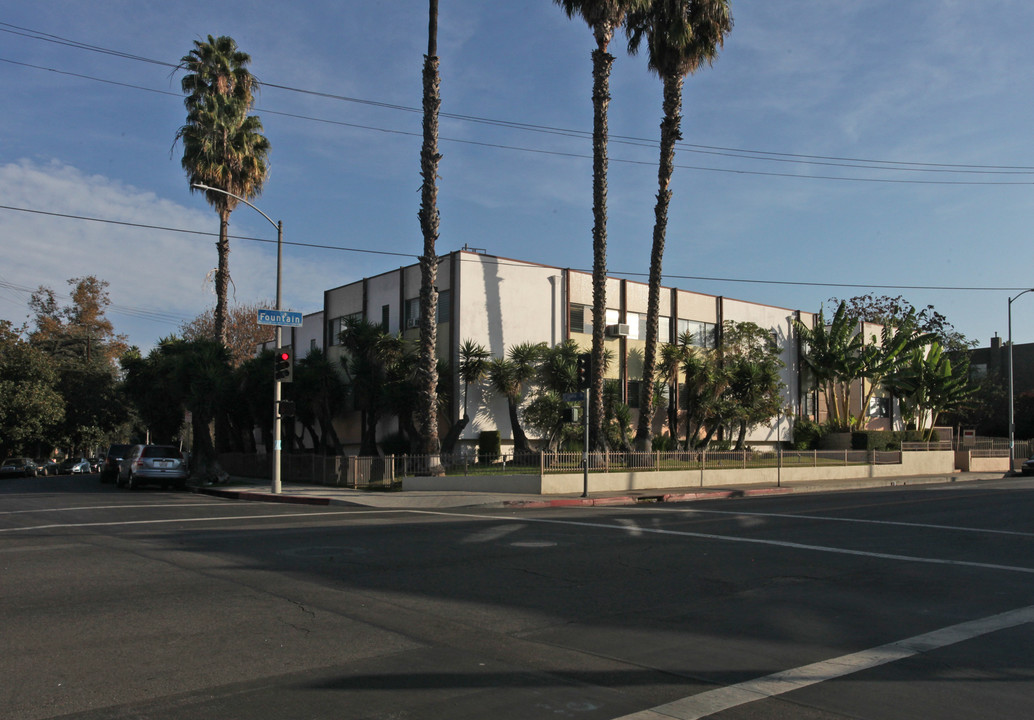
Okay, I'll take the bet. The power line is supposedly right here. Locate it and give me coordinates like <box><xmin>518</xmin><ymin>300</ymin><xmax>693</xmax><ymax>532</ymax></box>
<box><xmin>4</xmin><ymin>22</ymin><xmax>1034</xmax><ymax>179</ymax></box>
<box><xmin>5</xmin><ymin>56</ymin><xmax>1033</xmax><ymax>187</ymax></box>
<box><xmin>2</xmin><ymin>202</ymin><xmax>1026</xmax><ymax>294</ymax></box>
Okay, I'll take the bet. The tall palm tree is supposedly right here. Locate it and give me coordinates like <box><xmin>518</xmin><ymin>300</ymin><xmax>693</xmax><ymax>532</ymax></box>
<box><xmin>177</xmin><ymin>35</ymin><xmax>270</xmax><ymax>348</ymax></box>
<box><xmin>417</xmin><ymin>0</ymin><xmax>443</xmax><ymax>462</ymax></box>
<box><xmin>628</xmin><ymin>0</ymin><xmax>732</xmax><ymax>450</ymax></box>
<box><xmin>555</xmin><ymin>0</ymin><xmax>646</xmax><ymax>453</ymax></box>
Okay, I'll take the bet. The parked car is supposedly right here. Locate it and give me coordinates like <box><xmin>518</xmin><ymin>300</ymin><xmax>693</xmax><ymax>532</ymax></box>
<box><xmin>1022</xmin><ymin>454</ymin><xmax>1034</xmax><ymax>476</ymax></box>
<box><xmin>101</xmin><ymin>444</ymin><xmax>133</xmax><ymax>484</ymax></box>
<box><xmin>1</xmin><ymin>458</ymin><xmax>38</xmax><ymax>478</ymax></box>
<box><xmin>35</xmin><ymin>458</ymin><xmax>59</xmax><ymax>476</ymax></box>
<box><xmin>88</xmin><ymin>457</ymin><xmax>103</xmax><ymax>473</ymax></box>
<box><xmin>116</xmin><ymin>445</ymin><xmax>188</xmax><ymax>490</ymax></box>
<box><xmin>59</xmin><ymin>457</ymin><xmax>91</xmax><ymax>474</ymax></box>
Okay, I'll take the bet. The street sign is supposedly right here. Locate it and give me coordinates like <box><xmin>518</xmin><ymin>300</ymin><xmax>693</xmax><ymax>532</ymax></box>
<box><xmin>562</xmin><ymin>392</ymin><xmax>585</xmax><ymax>402</ymax></box>
<box><xmin>257</xmin><ymin>309</ymin><xmax>303</xmax><ymax>327</ymax></box>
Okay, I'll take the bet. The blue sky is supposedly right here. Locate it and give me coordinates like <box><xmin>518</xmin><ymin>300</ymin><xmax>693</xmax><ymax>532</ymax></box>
<box><xmin>2</xmin><ymin>1</ymin><xmax>1034</xmax><ymax>352</ymax></box>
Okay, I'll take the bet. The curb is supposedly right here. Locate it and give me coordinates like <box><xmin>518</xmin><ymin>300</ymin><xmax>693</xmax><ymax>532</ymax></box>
<box><xmin>501</xmin><ymin>486</ymin><xmax>794</xmax><ymax>509</ymax></box>
<box><xmin>192</xmin><ymin>486</ymin><xmax>332</xmax><ymax>506</ymax></box>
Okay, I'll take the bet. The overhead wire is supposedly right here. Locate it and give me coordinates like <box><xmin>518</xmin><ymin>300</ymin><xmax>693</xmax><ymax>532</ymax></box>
<box><xmin>0</xmin><ymin>203</ymin><xmax>1026</xmax><ymax>294</ymax></box>
<box><xmin>3</xmin><ymin>22</ymin><xmax>1034</xmax><ymax>182</ymax></box>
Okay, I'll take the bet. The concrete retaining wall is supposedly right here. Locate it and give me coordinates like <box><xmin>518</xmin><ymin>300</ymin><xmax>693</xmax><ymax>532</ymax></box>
<box><xmin>401</xmin><ymin>451</ymin><xmax>956</xmax><ymax>495</ymax></box>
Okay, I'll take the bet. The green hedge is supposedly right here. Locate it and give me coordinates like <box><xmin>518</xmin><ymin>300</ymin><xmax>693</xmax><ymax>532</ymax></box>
<box><xmin>850</xmin><ymin>430</ymin><xmax>926</xmax><ymax>451</ymax></box>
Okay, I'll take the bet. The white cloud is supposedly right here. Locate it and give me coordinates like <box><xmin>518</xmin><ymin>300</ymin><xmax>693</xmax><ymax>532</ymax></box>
<box><xmin>0</xmin><ymin>159</ymin><xmax>342</xmax><ymax>351</ymax></box>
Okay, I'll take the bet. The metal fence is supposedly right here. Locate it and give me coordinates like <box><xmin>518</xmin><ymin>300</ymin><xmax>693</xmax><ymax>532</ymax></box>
<box><xmin>951</xmin><ymin>436</ymin><xmax>1034</xmax><ymax>458</ymax></box>
<box><xmin>220</xmin><ymin>445</ymin><xmax>921</xmax><ymax>487</ymax></box>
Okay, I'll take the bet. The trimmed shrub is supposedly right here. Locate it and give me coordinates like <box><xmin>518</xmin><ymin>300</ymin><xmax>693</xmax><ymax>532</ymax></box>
<box><xmin>477</xmin><ymin>430</ymin><xmax>501</xmax><ymax>465</ymax></box>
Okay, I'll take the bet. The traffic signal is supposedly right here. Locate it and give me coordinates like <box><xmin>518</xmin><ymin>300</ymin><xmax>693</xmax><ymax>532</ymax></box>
<box><xmin>576</xmin><ymin>352</ymin><xmax>591</xmax><ymax>388</ymax></box>
<box><xmin>274</xmin><ymin>347</ymin><xmax>293</xmax><ymax>383</ymax></box>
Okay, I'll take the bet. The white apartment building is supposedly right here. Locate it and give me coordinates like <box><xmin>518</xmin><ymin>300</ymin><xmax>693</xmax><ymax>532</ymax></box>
<box><xmin>318</xmin><ymin>248</ymin><xmax>824</xmax><ymax>453</ymax></box>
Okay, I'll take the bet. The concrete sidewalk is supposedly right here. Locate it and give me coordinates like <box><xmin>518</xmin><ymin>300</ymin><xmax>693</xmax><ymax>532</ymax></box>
<box><xmin>190</xmin><ymin>470</ymin><xmax>1012</xmax><ymax>510</ymax></box>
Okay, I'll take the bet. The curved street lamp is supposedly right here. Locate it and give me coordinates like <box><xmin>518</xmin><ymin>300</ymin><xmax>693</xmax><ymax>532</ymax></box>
<box><xmin>191</xmin><ymin>183</ymin><xmax>284</xmax><ymax>493</ymax></box>
<box><xmin>1008</xmin><ymin>288</ymin><xmax>1034</xmax><ymax>472</ymax></box>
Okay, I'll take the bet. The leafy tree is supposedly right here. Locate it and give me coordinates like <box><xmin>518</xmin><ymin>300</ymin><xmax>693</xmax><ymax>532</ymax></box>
<box><xmin>29</xmin><ymin>277</ymin><xmax>127</xmax><ymax>366</ymax></box>
<box><xmin>181</xmin><ymin>300</ymin><xmax>275</xmax><ymax>368</ymax></box>
<box><xmin>628</xmin><ymin>0</ymin><xmax>733</xmax><ymax>450</ymax></box>
<box><xmin>292</xmin><ymin>348</ymin><xmax>347</xmax><ymax>454</ymax></box>
<box><xmin>852</xmin><ymin>320</ymin><xmax>936</xmax><ymax>430</ymax></box>
<box><xmin>555</xmin><ymin>0</ymin><xmax>646</xmax><ymax>451</ymax></box>
<box><xmin>721</xmin><ymin>321</ymin><xmax>785</xmax><ymax>449</ymax></box>
<box><xmin>680</xmin><ymin>343</ymin><xmax>728</xmax><ymax>448</ymax></box>
<box><xmin>0</xmin><ymin>321</ymin><xmax>64</xmax><ymax>456</ymax></box>
<box><xmin>793</xmin><ymin>301</ymin><xmax>864</xmax><ymax>430</ymax></box>
<box><xmin>440</xmin><ymin>340</ymin><xmax>491</xmax><ymax>454</ymax></box>
<box><xmin>524</xmin><ymin>340</ymin><xmax>584</xmax><ymax>451</ymax></box>
<box><xmin>177</xmin><ymin>34</ymin><xmax>270</xmax><ymax>347</ymax></box>
<box><xmin>830</xmin><ymin>294</ymin><xmax>974</xmax><ymax>354</ymax></box>
<box><xmin>658</xmin><ymin>339</ymin><xmax>691</xmax><ymax>441</ymax></box>
<box><xmin>122</xmin><ymin>337</ymin><xmax>233</xmax><ymax>477</ymax></box>
<box><xmin>416</xmin><ymin>0</ymin><xmax>443</xmax><ymax>458</ymax></box>
<box><xmin>486</xmin><ymin>342</ymin><xmax>545</xmax><ymax>455</ymax></box>
<box><xmin>338</xmin><ymin>317</ymin><xmax>406</xmax><ymax>456</ymax></box>
<box><xmin>28</xmin><ymin>277</ymin><xmax>128</xmax><ymax>453</ymax></box>
<box><xmin>886</xmin><ymin>342</ymin><xmax>972</xmax><ymax>440</ymax></box>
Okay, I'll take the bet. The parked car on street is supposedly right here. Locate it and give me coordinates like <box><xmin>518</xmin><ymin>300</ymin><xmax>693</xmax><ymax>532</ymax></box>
<box><xmin>59</xmin><ymin>457</ymin><xmax>92</xmax><ymax>474</ymax></box>
<box><xmin>1</xmin><ymin>458</ymin><xmax>38</xmax><ymax>478</ymax></box>
<box><xmin>101</xmin><ymin>444</ymin><xmax>133</xmax><ymax>484</ymax></box>
<box><xmin>1022</xmin><ymin>454</ymin><xmax>1034</xmax><ymax>476</ymax></box>
<box><xmin>116</xmin><ymin>445</ymin><xmax>188</xmax><ymax>490</ymax></box>
<box><xmin>35</xmin><ymin>458</ymin><xmax>59</xmax><ymax>476</ymax></box>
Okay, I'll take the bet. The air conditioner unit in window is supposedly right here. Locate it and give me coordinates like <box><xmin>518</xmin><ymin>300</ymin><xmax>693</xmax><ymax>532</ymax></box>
<box><xmin>605</xmin><ymin>323</ymin><xmax>630</xmax><ymax>338</ymax></box>
<box><xmin>406</xmin><ymin>317</ymin><xmax>419</xmax><ymax>329</ymax></box>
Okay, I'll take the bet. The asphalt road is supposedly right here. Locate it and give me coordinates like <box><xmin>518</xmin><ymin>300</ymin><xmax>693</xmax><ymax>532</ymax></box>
<box><xmin>4</xmin><ymin>473</ymin><xmax>1034</xmax><ymax>719</ymax></box>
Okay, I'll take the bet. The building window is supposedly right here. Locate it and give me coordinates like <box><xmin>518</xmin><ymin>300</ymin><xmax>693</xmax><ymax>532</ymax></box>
<box><xmin>570</xmin><ymin>304</ymin><xmax>591</xmax><ymax>335</ymax></box>
<box><xmin>381</xmin><ymin>304</ymin><xmax>390</xmax><ymax>332</ymax></box>
<box><xmin>329</xmin><ymin>312</ymin><xmax>363</xmax><ymax>345</ymax></box>
<box><xmin>627</xmin><ymin>380</ymin><xmax>642</xmax><ymax>409</ymax></box>
<box><xmin>677</xmin><ymin>319</ymin><xmax>716</xmax><ymax>348</ymax></box>
<box><xmin>659</xmin><ymin>316</ymin><xmax>670</xmax><ymax>344</ymax></box>
<box><xmin>310</xmin><ymin>338</ymin><xmax>317</xmax><ymax>352</ymax></box>
<box><xmin>869</xmin><ymin>395</ymin><xmax>891</xmax><ymax>419</ymax></box>
<box><xmin>404</xmin><ymin>298</ymin><xmax>421</xmax><ymax>329</ymax></box>
<box><xmin>626</xmin><ymin>312</ymin><xmax>642</xmax><ymax>340</ymax></box>
<box><xmin>437</xmin><ymin>289</ymin><xmax>451</xmax><ymax>323</ymax></box>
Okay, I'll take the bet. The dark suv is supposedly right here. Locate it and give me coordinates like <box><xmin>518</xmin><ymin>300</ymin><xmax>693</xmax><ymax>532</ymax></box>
<box><xmin>101</xmin><ymin>444</ymin><xmax>133</xmax><ymax>484</ymax></box>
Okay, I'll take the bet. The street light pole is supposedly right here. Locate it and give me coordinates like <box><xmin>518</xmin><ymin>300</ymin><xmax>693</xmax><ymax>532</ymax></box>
<box><xmin>1007</xmin><ymin>288</ymin><xmax>1034</xmax><ymax>473</ymax></box>
<box><xmin>191</xmin><ymin>183</ymin><xmax>284</xmax><ymax>493</ymax></box>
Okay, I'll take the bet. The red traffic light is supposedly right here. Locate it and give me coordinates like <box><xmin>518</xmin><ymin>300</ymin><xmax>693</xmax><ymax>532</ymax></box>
<box><xmin>278</xmin><ymin>351</ymin><xmax>290</xmax><ymax>361</ymax></box>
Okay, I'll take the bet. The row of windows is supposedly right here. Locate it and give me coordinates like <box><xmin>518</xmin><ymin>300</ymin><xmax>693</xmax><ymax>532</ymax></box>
<box><xmin>329</xmin><ymin>290</ymin><xmax>452</xmax><ymax>345</ymax></box>
<box><xmin>570</xmin><ymin>304</ymin><xmax>716</xmax><ymax>348</ymax></box>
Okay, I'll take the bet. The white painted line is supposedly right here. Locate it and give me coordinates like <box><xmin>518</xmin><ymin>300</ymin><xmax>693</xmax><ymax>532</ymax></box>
<box><xmin>662</xmin><ymin>507</ymin><xmax>1034</xmax><ymax>538</ymax></box>
<box><xmin>0</xmin><ymin>502</ymin><xmax>232</xmax><ymax>515</ymax></box>
<box><xmin>0</xmin><ymin>509</ymin><xmax>408</xmax><ymax>533</ymax></box>
<box><xmin>407</xmin><ymin>510</ymin><xmax>1034</xmax><ymax>575</ymax></box>
<box><xmin>613</xmin><ymin>603</ymin><xmax>1034</xmax><ymax>719</ymax></box>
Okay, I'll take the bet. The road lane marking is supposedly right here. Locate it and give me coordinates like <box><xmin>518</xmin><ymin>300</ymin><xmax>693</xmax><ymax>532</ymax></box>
<box><xmin>659</xmin><ymin>507</ymin><xmax>1034</xmax><ymax>538</ymax></box>
<box><xmin>0</xmin><ymin>509</ymin><xmax>407</xmax><ymax>533</ymax></box>
<box><xmin>613</xmin><ymin>603</ymin><xmax>1034</xmax><ymax>719</ymax></box>
<box><xmin>0</xmin><ymin>502</ymin><xmax>232</xmax><ymax>515</ymax></box>
<box><xmin>407</xmin><ymin>510</ymin><xmax>1034</xmax><ymax>575</ymax></box>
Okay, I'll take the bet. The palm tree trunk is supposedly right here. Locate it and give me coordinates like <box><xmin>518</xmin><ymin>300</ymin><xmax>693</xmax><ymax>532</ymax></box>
<box><xmin>507</xmin><ymin>396</ymin><xmax>530</xmax><ymax>454</ymax></box>
<box><xmin>635</xmin><ymin>73</ymin><xmax>684</xmax><ymax>451</ymax></box>
<box><xmin>417</xmin><ymin>0</ymin><xmax>442</xmax><ymax>462</ymax></box>
<box><xmin>589</xmin><ymin>47</ymin><xmax>613</xmax><ymax>452</ymax></box>
<box><xmin>214</xmin><ymin>208</ymin><xmax>231</xmax><ymax>347</ymax></box>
